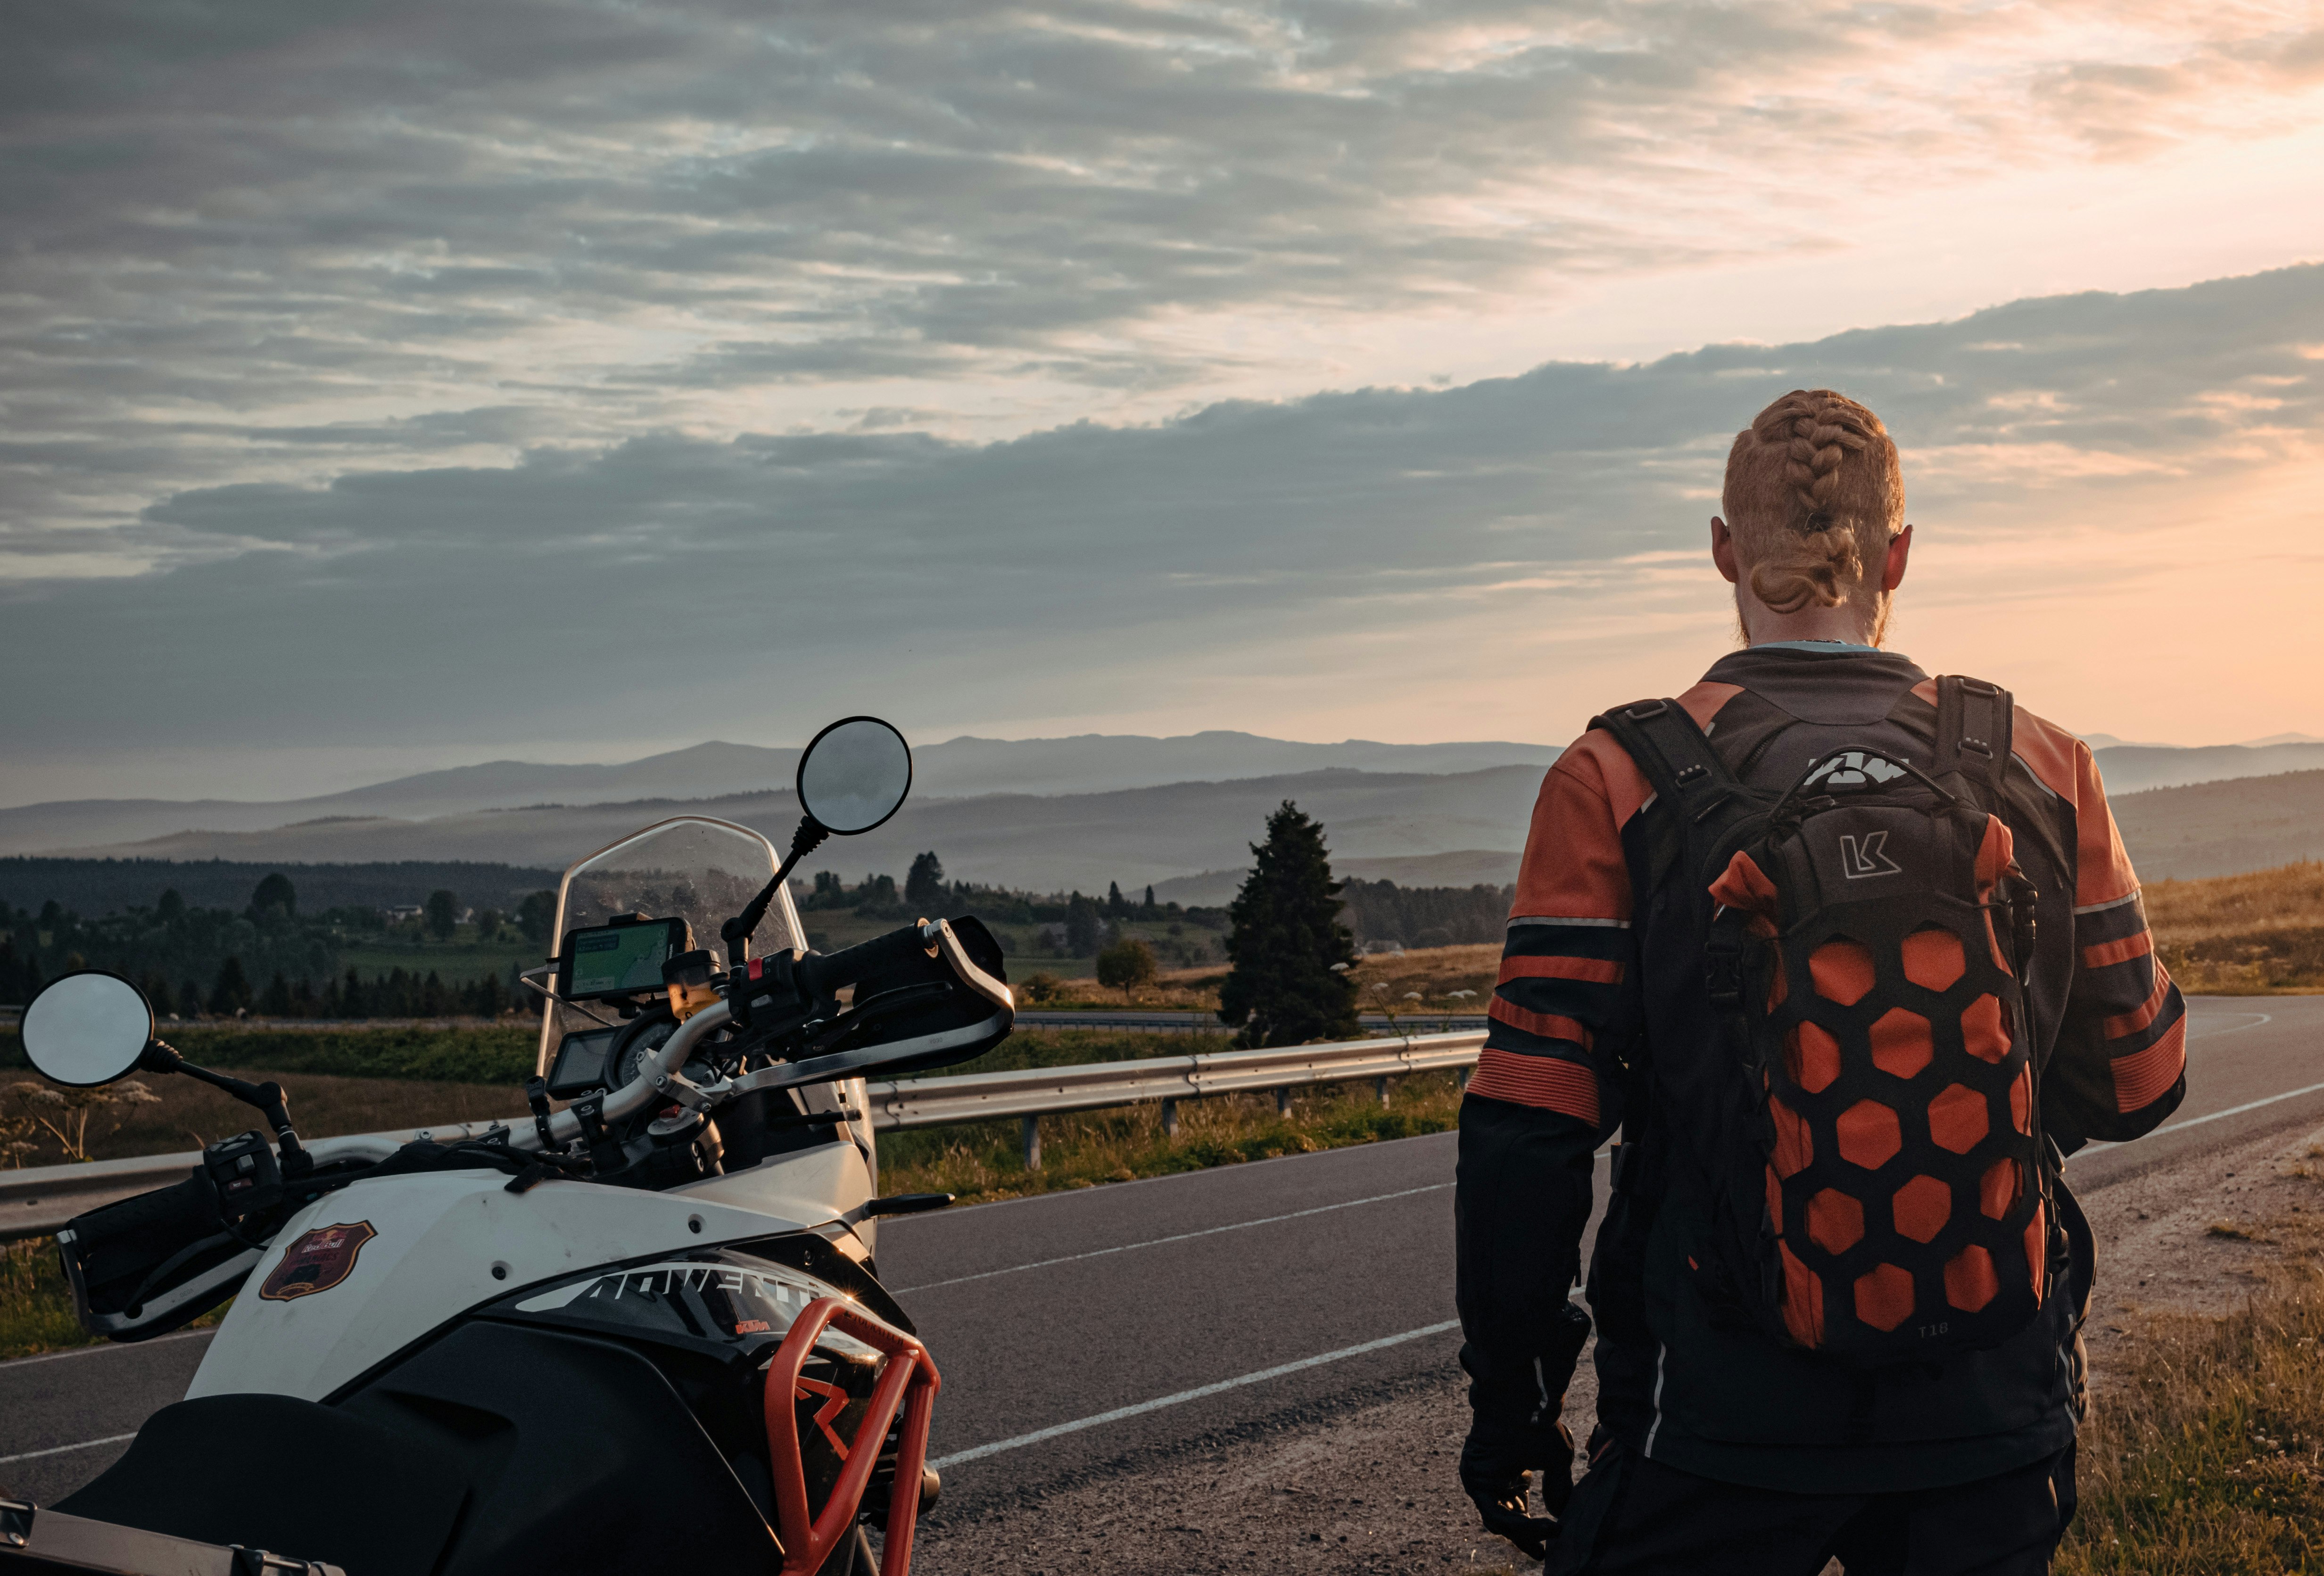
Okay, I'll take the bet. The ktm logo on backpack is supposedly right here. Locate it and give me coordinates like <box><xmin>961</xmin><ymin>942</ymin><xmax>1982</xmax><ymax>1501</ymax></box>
<box><xmin>1838</xmin><ymin>831</ymin><xmax>1903</xmax><ymax>879</ymax></box>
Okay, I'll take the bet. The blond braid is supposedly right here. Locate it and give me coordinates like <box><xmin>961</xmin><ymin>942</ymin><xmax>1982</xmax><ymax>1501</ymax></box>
<box><xmin>1723</xmin><ymin>389</ymin><xmax>1904</xmax><ymax>623</ymax></box>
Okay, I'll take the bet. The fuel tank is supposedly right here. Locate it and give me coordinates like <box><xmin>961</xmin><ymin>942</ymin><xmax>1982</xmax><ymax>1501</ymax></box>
<box><xmin>191</xmin><ymin>1139</ymin><xmax>873</xmax><ymax>1403</ymax></box>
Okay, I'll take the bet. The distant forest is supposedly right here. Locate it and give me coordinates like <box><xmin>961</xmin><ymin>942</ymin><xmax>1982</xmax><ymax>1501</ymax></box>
<box><xmin>0</xmin><ymin>870</ymin><xmax>553</xmax><ymax>1019</ymax></box>
<box><xmin>0</xmin><ymin>858</ymin><xmax>560</xmax><ymax>917</ymax></box>
<box><xmin>0</xmin><ymin>850</ymin><xmax>1513</xmax><ymax>1015</ymax></box>
<box><xmin>1337</xmin><ymin>878</ymin><xmax>1514</xmax><ymax>949</ymax></box>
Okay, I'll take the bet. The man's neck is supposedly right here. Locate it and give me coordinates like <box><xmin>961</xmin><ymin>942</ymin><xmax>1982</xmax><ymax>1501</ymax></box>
<box><xmin>1737</xmin><ymin>598</ymin><xmax>1878</xmax><ymax>647</ymax></box>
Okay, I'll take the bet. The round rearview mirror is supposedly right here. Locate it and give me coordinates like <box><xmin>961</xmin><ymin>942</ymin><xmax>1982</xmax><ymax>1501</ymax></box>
<box><xmin>797</xmin><ymin>716</ymin><xmax>913</xmax><ymax>835</ymax></box>
<box><xmin>20</xmin><ymin>971</ymin><xmax>154</xmax><ymax>1089</ymax></box>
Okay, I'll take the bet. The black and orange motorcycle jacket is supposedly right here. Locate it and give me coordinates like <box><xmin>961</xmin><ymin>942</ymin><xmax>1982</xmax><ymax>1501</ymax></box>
<box><xmin>1454</xmin><ymin>644</ymin><xmax>2188</xmax><ymax>1493</ymax></box>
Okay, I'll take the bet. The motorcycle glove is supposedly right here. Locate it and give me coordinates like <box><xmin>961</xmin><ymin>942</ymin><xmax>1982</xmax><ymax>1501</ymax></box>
<box><xmin>1459</xmin><ymin>1370</ymin><xmax>1576</xmax><ymax>1559</ymax></box>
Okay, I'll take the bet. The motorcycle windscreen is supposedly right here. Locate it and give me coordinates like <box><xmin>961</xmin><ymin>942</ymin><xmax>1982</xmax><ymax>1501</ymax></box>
<box><xmin>536</xmin><ymin>816</ymin><xmax>806</xmax><ymax>1078</ymax></box>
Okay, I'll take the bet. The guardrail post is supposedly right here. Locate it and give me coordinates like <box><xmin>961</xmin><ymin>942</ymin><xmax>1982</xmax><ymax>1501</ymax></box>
<box><xmin>1161</xmin><ymin>1098</ymin><xmax>1180</xmax><ymax>1139</ymax></box>
<box><xmin>1374</xmin><ymin>1075</ymin><xmax>1390</xmax><ymax>1107</ymax></box>
<box><xmin>1020</xmin><ymin>1115</ymin><xmax>1042</xmax><ymax>1171</ymax></box>
<box><xmin>1275</xmin><ymin>1088</ymin><xmax>1291</xmax><ymax>1118</ymax></box>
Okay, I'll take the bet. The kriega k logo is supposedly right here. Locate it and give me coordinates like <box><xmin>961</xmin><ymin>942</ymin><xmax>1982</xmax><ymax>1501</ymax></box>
<box><xmin>1839</xmin><ymin>831</ymin><xmax>1904</xmax><ymax>879</ymax></box>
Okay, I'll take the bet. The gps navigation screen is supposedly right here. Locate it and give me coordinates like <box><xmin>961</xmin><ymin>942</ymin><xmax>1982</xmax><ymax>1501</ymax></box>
<box><xmin>564</xmin><ymin>919</ymin><xmax>685</xmax><ymax>999</ymax></box>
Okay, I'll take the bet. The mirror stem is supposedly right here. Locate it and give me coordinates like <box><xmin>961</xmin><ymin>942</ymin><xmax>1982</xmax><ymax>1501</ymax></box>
<box><xmin>720</xmin><ymin>815</ymin><xmax>829</xmax><ymax>964</ymax></box>
<box><xmin>142</xmin><ymin>1040</ymin><xmax>310</xmax><ymax>1173</ymax></box>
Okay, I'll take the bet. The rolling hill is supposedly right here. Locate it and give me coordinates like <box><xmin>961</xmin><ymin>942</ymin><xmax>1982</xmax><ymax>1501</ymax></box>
<box><xmin>2108</xmin><ymin>768</ymin><xmax>2324</xmax><ymax>882</ymax></box>
<box><xmin>53</xmin><ymin>767</ymin><xmax>1550</xmax><ymax>896</ymax></box>
<box><xmin>0</xmin><ymin>732</ymin><xmax>1561</xmax><ymax>858</ymax></box>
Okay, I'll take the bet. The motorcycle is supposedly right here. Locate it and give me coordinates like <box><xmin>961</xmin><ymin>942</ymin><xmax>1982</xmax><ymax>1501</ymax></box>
<box><xmin>0</xmin><ymin>717</ymin><xmax>1010</xmax><ymax>1576</ymax></box>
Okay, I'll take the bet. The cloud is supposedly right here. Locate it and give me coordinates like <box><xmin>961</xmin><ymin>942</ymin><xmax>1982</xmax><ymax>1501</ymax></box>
<box><xmin>6</xmin><ymin>0</ymin><xmax>2323</xmax><ymax>554</ymax></box>
<box><xmin>4</xmin><ymin>1</ymin><xmax>2322</xmax><ymax>795</ymax></box>
<box><xmin>3</xmin><ymin>262</ymin><xmax>2318</xmax><ymax>781</ymax></box>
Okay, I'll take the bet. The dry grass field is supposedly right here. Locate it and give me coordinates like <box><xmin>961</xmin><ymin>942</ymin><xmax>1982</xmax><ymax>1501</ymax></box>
<box><xmin>2144</xmin><ymin>861</ymin><xmax>2324</xmax><ymax>940</ymax></box>
<box><xmin>2147</xmin><ymin>861</ymin><xmax>2324</xmax><ymax>993</ymax></box>
<box><xmin>3</xmin><ymin>1066</ymin><xmax>532</xmax><ymax>1170</ymax></box>
<box><xmin>2053</xmin><ymin>1179</ymin><xmax>2324</xmax><ymax>1573</ymax></box>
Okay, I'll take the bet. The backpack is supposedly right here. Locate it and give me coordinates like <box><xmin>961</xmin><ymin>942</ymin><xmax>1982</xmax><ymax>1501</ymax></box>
<box><xmin>1594</xmin><ymin>677</ymin><xmax>2052</xmax><ymax>1365</ymax></box>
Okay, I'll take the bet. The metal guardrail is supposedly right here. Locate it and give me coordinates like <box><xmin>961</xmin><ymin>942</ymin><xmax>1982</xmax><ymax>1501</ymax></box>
<box><xmin>1014</xmin><ymin>1010</ymin><xmax>1489</xmax><ymax>1035</ymax></box>
<box><xmin>0</xmin><ymin>1031</ymin><xmax>1484</xmax><ymax>1241</ymax></box>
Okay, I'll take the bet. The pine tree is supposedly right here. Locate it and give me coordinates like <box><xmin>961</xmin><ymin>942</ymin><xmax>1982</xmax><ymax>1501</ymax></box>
<box><xmin>250</xmin><ymin>872</ymin><xmax>297</xmax><ymax>918</ymax></box>
<box><xmin>1217</xmin><ymin>801</ymin><xmax>1359</xmax><ymax>1048</ymax></box>
<box><xmin>209</xmin><ymin>957</ymin><xmax>253</xmax><ymax>1016</ymax></box>
<box><xmin>259</xmin><ymin>972</ymin><xmax>293</xmax><ymax>1018</ymax></box>
<box><xmin>906</xmin><ymin>851</ymin><xmax>947</xmax><ymax>908</ymax></box>
<box><xmin>1065</xmin><ymin>892</ymin><xmax>1104</xmax><ymax>957</ymax></box>
<box><xmin>1106</xmin><ymin>881</ymin><xmax>1127</xmax><ymax>919</ymax></box>
<box><xmin>424</xmin><ymin>890</ymin><xmax>459</xmax><ymax>941</ymax></box>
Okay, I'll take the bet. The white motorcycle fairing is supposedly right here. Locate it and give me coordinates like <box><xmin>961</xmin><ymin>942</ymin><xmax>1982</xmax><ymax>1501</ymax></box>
<box><xmin>191</xmin><ymin>1139</ymin><xmax>874</xmax><ymax>1403</ymax></box>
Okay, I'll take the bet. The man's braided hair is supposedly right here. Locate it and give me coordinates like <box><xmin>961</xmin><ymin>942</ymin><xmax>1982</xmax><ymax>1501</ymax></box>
<box><xmin>1723</xmin><ymin>388</ymin><xmax>1904</xmax><ymax>634</ymax></box>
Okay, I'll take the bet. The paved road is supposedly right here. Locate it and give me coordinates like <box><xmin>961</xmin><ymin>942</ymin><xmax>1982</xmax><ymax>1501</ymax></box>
<box><xmin>5</xmin><ymin>997</ymin><xmax>2317</xmax><ymax>1530</ymax></box>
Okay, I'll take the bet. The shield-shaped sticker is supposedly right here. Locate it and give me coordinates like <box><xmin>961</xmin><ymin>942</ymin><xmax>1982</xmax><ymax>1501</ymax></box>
<box><xmin>259</xmin><ymin>1221</ymin><xmax>378</xmax><ymax>1302</ymax></box>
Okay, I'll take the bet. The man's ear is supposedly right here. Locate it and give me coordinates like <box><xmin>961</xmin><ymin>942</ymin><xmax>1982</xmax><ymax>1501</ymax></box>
<box><xmin>1882</xmin><ymin>523</ymin><xmax>1913</xmax><ymax>592</ymax></box>
<box><xmin>1711</xmin><ymin>516</ymin><xmax>1741</xmax><ymax>586</ymax></box>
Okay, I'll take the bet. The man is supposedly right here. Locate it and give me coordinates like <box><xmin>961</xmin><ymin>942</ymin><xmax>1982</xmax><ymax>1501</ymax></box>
<box><xmin>1455</xmin><ymin>389</ymin><xmax>2187</xmax><ymax>1574</ymax></box>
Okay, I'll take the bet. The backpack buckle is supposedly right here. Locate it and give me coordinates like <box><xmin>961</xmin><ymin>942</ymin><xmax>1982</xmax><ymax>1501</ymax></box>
<box><xmin>1674</xmin><ymin>763</ymin><xmax>1709</xmax><ymax>785</ymax></box>
<box><xmin>1622</xmin><ymin>700</ymin><xmax>1669</xmax><ymax>721</ymax></box>
<box><xmin>1959</xmin><ymin>737</ymin><xmax>1993</xmax><ymax>757</ymax></box>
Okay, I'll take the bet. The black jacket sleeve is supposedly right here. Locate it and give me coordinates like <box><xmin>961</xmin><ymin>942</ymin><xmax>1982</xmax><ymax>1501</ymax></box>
<box><xmin>1456</xmin><ymin>1095</ymin><xmax>1598</xmax><ymax>1416</ymax></box>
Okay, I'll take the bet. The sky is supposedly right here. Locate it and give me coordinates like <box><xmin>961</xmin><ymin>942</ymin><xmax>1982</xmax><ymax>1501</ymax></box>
<box><xmin>4</xmin><ymin>0</ymin><xmax>2323</xmax><ymax>805</ymax></box>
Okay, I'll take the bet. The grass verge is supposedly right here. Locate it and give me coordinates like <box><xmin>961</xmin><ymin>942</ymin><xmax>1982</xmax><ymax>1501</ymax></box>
<box><xmin>1</xmin><ymin>1236</ymin><xmax>92</xmax><ymax>1360</ymax></box>
<box><xmin>875</xmin><ymin>1069</ymin><xmax>1465</xmax><ymax>1204</ymax></box>
<box><xmin>2056</xmin><ymin>1224</ymin><xmax>2324</xmax><ymax>1574</ymax></box>
<box><xmin>1</xmin><ymin>1238</ymin><xmax>231</xmax><ymax>1361</ymax></box>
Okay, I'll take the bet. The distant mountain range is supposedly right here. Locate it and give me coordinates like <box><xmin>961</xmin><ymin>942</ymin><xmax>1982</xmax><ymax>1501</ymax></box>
<box><xmin>2081</xmin><ymin>732</ymin><xmax>2324</xmax><ymax>751</ymax></box>
<box><xmin>0</xmin><ymin>732</ymin><xmax>1563</xmax><ymax>858</ymax></box>
<box><xmin>2</xmin><ymin>766</ymin><xmax>2314</xmax><ymax>915</ymax></box>
<box><xmin>2084</xmin><ymin>742</ymin><xmax>2324</xmax><ymax>795</ymax></box>
<box><xmin>31</xmin><ymin>767</ymin><xmax>1545</xmax><ymax>895</ymax></box>
<box><xmin>3</xmin><ymin>727</ymin><xmax>2319</xmax><ymax>899</ymax></box>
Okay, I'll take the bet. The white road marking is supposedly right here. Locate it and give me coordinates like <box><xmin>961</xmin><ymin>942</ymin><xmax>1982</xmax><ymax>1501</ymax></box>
<box><xmin>0</xmin><ymin>1433</ymin><xmax>135</xmax><ymax>1466</ymax></box>
<box><xmin>927</xmin><ymin>1319</ymin><xmax>1462</xmax><ymax>1469</ymax></box>
<box><xmin>0</xmin><ymin>1327</ymin><xmax>215</xmax><ymax>1371</ymax></box>
<box><xmin>893</xmin><ymin>1184</ymin><xmax>1452</xmax><ymax>1294</ymax></box>
<box><xmin>2187</xmin><ymin>1011</ymin><xmax>2272</xmax><ymax>1042</ymax></box>
<box><xmin>2068</xmin><ymin>1079</ymin><xmax>2324</xmax><ymax>1161</ymax></box>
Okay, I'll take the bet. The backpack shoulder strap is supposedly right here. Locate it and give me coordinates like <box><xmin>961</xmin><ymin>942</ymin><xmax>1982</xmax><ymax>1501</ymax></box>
<box><xmin>1589</xmin><ymin>697</ymin><xmax>1740</xmax><ymax>825</ymax></box>
<box><xmin>1931</xmin><ymin>675</ymin><xmax>2014</xmax><ymax>799</ymax></box>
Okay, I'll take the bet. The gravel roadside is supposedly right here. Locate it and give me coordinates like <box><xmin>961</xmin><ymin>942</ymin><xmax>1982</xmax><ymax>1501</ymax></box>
<box><xmin>911</xmin><ymin>1119</ymin><xmax>2324</xmax><ymax>1576</ymax></box>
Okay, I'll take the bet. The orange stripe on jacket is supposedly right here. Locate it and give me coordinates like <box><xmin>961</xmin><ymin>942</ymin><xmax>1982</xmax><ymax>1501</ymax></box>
<box><xmin>2082</xmin><ymin>932</ymin><xmax>2154</xmax><ymax>970</ymax></box>
<box><xmin>1488</xmin><ymin>995</ymin><xmax>1594</xmax><ymax>1048</ymax></box>
<box><xmin>1498</xmin><ymin>954</ymin><xmax>1625</xmax><ymax>986</ymax></box>
<box><xmin>2112</xmin><ymin>1014</ymin><xmax>2186</xmax><ymax>1113</ymax></box>
<box><xmin>2017</xmin><ymin>707</ymin><xmax>2139</xmax><ymax>910</ymax></box>
<box><xmin>1468</xmin><ymin>1048</ymin><xmax>1601</xmax><ymax>1124</ymax></box>
<box><xmin>1510</xmin><ymin>680</ymin><xmax>1741</xmax><ymax>924</ymax></box>
<box><xmin>2103</xmin><ymin>967</ymin><xmax>2175</xmax><ymax>1040</ymax></box>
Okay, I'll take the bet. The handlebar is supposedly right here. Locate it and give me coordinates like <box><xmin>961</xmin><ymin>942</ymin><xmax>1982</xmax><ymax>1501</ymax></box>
<box><xmin>791</xmin><ymin>921</ymin><xmax>939</xmax><ymax>1001</ymax></box>
<box><xmin>526</xmin><ymin>918</ymin><xmax>1002</xmax><ymax>1154</ymax></box>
